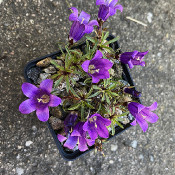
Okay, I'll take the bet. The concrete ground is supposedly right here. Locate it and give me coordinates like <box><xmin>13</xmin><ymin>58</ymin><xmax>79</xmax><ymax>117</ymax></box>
<box><xmin>0</xmin><ymin>0</ymin><xmax>175</xmax><ymax>174</ymax></box>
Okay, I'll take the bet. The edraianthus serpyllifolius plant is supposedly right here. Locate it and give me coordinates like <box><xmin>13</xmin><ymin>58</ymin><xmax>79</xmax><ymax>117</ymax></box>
<box><xmin>19</xmin><ymin>0</ymin><xmax>159</xmax><ymax>152</ymax></box>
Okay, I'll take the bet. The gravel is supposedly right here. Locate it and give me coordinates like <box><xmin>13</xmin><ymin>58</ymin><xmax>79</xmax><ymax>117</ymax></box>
<box><xmin>0</xmin><ymin>0</ymin><xmax>175</xmax><ymax>175</ymax></box>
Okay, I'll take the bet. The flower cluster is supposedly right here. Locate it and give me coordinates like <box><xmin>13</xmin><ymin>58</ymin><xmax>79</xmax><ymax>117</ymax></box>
<box><xmin>19</xmin><ymin>0</ymin><xmax>159</xmax><ymax>153</ymax></box>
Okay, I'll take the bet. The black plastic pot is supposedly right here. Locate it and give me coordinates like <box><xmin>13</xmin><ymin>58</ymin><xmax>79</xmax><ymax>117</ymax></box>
<box><xmin>24</xmin><ymin>35</ymin><xmax>138</xmax><ymax>161</ymax></box>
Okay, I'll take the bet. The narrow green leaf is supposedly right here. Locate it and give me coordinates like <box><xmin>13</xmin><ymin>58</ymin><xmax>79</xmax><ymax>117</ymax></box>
<box><xmin>84</xmin><ymin>102</ymin><xmax>94</xmax><ymax>109</ymax></box>
<box><xmin>108</xmin><ymin>83</ymin><xmax>117</xmax><ymax>90</ymax></box>
<box><xmin>88</xmin><ymin>91</ymin><xmax>101</xmax><ymax>98</ymax></box>
<box><xmin>114</xmin><ymin>119</ymin><xmax>124</xmax><ymax>129</ymax></box>
<box><xmin>97</xmin><ymin>103</ymin><xmax>102</xmax><ymax>113</ymax></box>
<box><xmin>105</xmin><ymin>94</ymin><xmax>110</xmax><ymax>104</ymax></box>
<box><xmin>111</xmin><ymin>121</ymin><xmax>115</xmax><ymax>135</ymax></box>
<box><xmin>93</xmin><ymin>85</ymin><xmax>101</xmax><ymax>90</ymax></box>
<box><xmin>86</xmin><ymin>86</ymin><xmax>94</xmax><ymax>98</ymax></box>
<box><xmin>109</xmin><ymin>92</ymin><xmax>119</xmax><ymax>97</ymax></box>
<box><xmin>51</xmin><ymin>74</ymin><xmax>59</xmax><ymax>79</ymax></box>
<box><xmin>103</xmin><ymin>31</ymin><xmax>110</xmax><ymax>42</ymax></box>
<box><xmin>65</xmin><ymin>45</ymin><xmax>71</xmax><ymax>57</ymax></box>
<box><xmin>70</xmin><ymin>76</ymin><xmax>76</xmax><ymax>85</ymax></box>
<box><xmin>84</xmin><ymin>78</ymin><xmax>92</xmax><ymax>84</ymax></box>
<box><xmin>50</xmin><ymin>59</ymin><xmax>64</xmax><ymax>70</ymax></box>
<box><xmin>81</xmin><ymin>103</ymin><xmax>85</xmax><ymax>121</ymax></box>
<box><xmin>102</xmin><ymin>93</ymin><xmax>105</xmax><ymax>102</ymax></box>
<box><xmin>66</xmin><ymin>76</ymin><xmax>70</xmax><ymax>93</ymax></box>
<box><xmin>69</xmin><ymin>87</ymin><xmax>79</xmax><ymax>98</ymax></box>
<box><xmin>54</xmin><ymin>76</ymin><xmax>63</xmax><ymax>88</ymax></box>
<box><xmin>104</xmin><ymin>36</ymin><xmax>120</xmax><ymax>46</ymax></box>
<box><xmin>86</xmin><ymin>36</ymin><xmax>96</xmax><ymax>43</ymax></box>
<box><xmin>70</xmin><ymin>50</ymin><xmax>82</xmax><ymax>57</ymax></box>
<box><xmin>58</xmin><ymin>45</ymin><xmax>65</xmax><ymax>56</ymax></box>
<box><xmin>68</xmin><ymin>103</ymin><xmax>81</xmax><ymax>110</ymax></box>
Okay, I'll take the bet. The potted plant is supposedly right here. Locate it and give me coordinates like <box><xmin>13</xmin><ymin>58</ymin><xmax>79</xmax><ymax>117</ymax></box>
<box><xmin>19</xmin><ymin>0</ymin><xmax>159</xmax><ymax>161</ymax></box>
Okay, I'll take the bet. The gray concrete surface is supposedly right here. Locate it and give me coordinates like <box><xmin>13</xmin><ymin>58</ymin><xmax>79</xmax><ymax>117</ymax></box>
<box><xmin>0</xmin><ymin>0</ymin><xmax>175</xmax><ymax>174</ymax></box>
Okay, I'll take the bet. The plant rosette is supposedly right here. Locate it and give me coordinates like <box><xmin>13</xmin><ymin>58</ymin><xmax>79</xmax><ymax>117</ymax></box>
<box><xmin>19</xmin><ymin>0</ymin><xmax>159</xmax><ymax>160</ymax></box>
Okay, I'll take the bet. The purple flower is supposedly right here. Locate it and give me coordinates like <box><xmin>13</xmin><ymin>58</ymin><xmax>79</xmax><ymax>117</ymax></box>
<box><xmin>120</xmin><ymin>50</ymin><xmax>148</xmax><ymax>69</ymax></box>
<box><xmin>96</xmin><ymin>0</ymin><xmax>123</xmax><ymax>21</ymax></box>
<box><xmin>128</xmin><ymin>102</ymin><xmax>158</xmax><ymax>132</ymax></box>
<box><xmin>19</xmin><ymin>79</ymin><xmax>62</xmax><ymax>122</ymax></box>
<box><xmin>69</xmin><ymin>7</ymin><xmax>98</xmax><ymax>43</ymax></box>
<box><xmin>81</xmin><ymin>50</ymin><xmax>113</xmax><ymax>83</ymax></box>
<box><xmin>124</xmin><ymin>87</ymin><xmax>141</xmax><ymax>98</ymax></box>
<box><xmin>83</xmin><ymin>113</ymin><xmax>111</xmax><ymax>140</ymax></box>
<box><xmin>64</xmin><ymin>114</ymin><xmax>78</xmax><ymax>134</ymax></box>
<box><xmin>58</xmin><ymin>122</ymin><xmax>95</xmax><ymax>152</ymax></box>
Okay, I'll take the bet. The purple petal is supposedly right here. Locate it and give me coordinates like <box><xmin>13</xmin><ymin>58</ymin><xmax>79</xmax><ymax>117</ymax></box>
<box><xmin>71</xmin><ymin>122</ymin><xmax>84</xmax><ymax>137</ymax></box>
<box><xmin>145</xmin><ymin>102</ymin><xmax>158</xmax><ymax>111</ymax></box>
<box><xmin>109</xmin><ymin>7</ymin><xmax>117</xmax><ymax>16</ymax></box>
<box><xmin>78</xmin><ymin>137</ymin><xmax>88</xmax><ymax>152</ymax></box>
<box><xmin>96</xmin><ymin>119</ymin><xmax>109</xmax><ymax>138</ymax></box>
<box><xmin>83</xmin><ymin>121</ymin><xmax>98</xmax><ymax>140</ymax></box>
<box><xmin>140</xmin><ymin>109</ymin><xmax>159</xmax><ymax>123</ymax></box>
<box><xmin>86</xmin><ymin>139</ymin><xmax>95</xmax><ymax>146</ymax></box>
<box><xmin>40</xmin><ymin>79</ymin><xmax>53</xmax><ymax>93</ymax></box>
<box><xmin>136</xmin><ymin>114</ymin><xmax>148</xmax><ymax>132</ymax></box>
<box><xmin>98</xmin><ymin>5</ymin><xmax>109</xmax><ymax>21</ymax></box>
<box><xmin>84</xmin><ymin>25</ymin><xmax>94</xmax><ymax>34</ymax></box>
<box><xmin>96</xmin><ymin>0</ymin><xmax>105</xmax><ymax>5</ymax></box>
<box><xmin>49</xmin><ymin>95</ymin><xmax>61</xmax><ymax>107</ymax></box>
<box><xmin>22</xmin><ymin>82</ymin><xmax>38</xmax><ymax>98</ymax></box>
<box><xmin>130</xmin><ymin>119</ymin><xmax>137</xmax><ymax>126</ymax></box>
<box><xmin>93</xmin><ymin>69</ymin><xmax>110</xmax><ymax>79</ymax></box>
<box><xmin>92</xmin><ymin>58</ymin><xmax>113</xmax><ymax>69</ymax></box>
<box><xmin>36</xmin><ymin>107</ymin><xmax>49</xmax><ymax>122</ymax></box>
<box><xmin>69</xmin><ymin>7</ymin><xmax>78</xmax><ymax>21</ymax></box>
<box><xmin>64</xmin><ymin>136</ymin><xmax>78</xmax><ymax>150</ymax></box>
<box><xmin>92</xmin><ymin>50</ymin><xmax>103</xmax><ymax>60</ymax></box>
<box><xmin>106</xmin><ymin>0</ymin><xmax>118</xmax><ymax>7</ymax></box>
<box><xmin>128</xmin><ymin>60</ymin><xmax>134</xmax><ymax>69</ymax></box>
<box><xmin>19</xmin><ymin>99</ymin><xmax>36</xmax><ymax>114</ymax></box>
<box><xmin>97</xmin><ymin>115</ymin><xmax>111</xmax><ymax>126</ymax></box>
<box><xmin>137</xmin><ymin>51</ymin><xmax>149</xmax><ymax>57</ymax></box>
<box><xmin>88</xmin><ymin>20</ymin><xmax>99</xmax><ymax>26</ymax></box>
<box><xmin>114</xmin><ymin>4</ymin><xmax>123</xmax><ymax>12</ymax></box>
<box><xmin>82</xmin><ymin>60</ymin><xmax>90</xmax><ymax>72</ymax></box>
<box><xmin>57</xmin><ymin>134</ymin><xmax>67</xmax><ymax>142</ymax></box>
<box><xmin>128</xmin><ymin>102</ymin><xmax>145</xmax><ymax>114</ymax></box>
<box><xmin>92</xmin><ymin>76</ymin><xmax>100</xmax><ymax>83</ymax></box>
<box><xmin>131</xmin><ymin>50</ymin><xmax>139</xmax><ymax>58</ymax></box>
<box><xmin>140</xmin><ymin>61</ymin><xmax>145</xmax><ymax>67</ymax></box>
<box><xmin>78</xmin><ymin>11</ymin><xmax>90</xmax><ymax>24</ymax></box>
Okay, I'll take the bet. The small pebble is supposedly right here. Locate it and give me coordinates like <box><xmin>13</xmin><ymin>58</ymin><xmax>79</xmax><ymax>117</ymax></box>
<box><xmin>111</xmin><ymin>144</ymin><xmax>118</xmax><ymax>152</ymax></box>
<box><xmin>131</xmin><ymin>140</ymin><xmax>137</xmax><ymax>148</ymax></box>
<box><xmin>25</xmin><ymin>141</ymin><xmax>33</xmax><ymax>147</ymax></box>
<box><xmin>16</xmin><ymin>167</ymin><xmax>24</xmax><ymax>175</ymax></box>
<box><xmin>139</xmin><ymin>154</ymin><xmax>144</xmax><ymax>160</ymax></box>
<box><xmin>150</xmin><ymin>155</ymin><xmax>154</xmax><ymax>162</ymax></box>
<box><xmin>32</xmin><ymin>126</ymin><xmax>37</xmax><ymax>131</ymax></box>
<box><xmin>147</xmin><ymin>12</ymin><xmax>153</xmax><ymax>23</ymax></box>
<box><xmin>109</xmin><ymin>160</ymin><xmax>114</xmax><ymax>164</ymax></box>
<box><xmin>0</xmin><ymin>0</ymin><xmax>3</xmax><ymax>4</ymax></box>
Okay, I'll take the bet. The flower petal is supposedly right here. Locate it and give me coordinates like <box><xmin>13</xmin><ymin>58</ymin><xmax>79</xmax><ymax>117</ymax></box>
<box><xmin>96</xmin><ymin>119</ymin><xmax>109</xmax><ymax>138</ymax></box>
<box><xmin>22</xmin><ymin>82</ymin><xmax>38</xmax><ymax>98</ymax></box>
<box><xmin>78</xmin><ymin>11</ymin><xmax>90</xmax><ymax>24</ymax></box>
<box><xmin>92</xmin><ymin>50</ymin><xmax>103</xmax><ymax>60</ymax></box>
<box><xmin>83</xmin><ymin>121</ymin><xmax>98</xmax><ymax>140</ymax></box>
<box><xmin>82</xmin><ymin>60</ymin><xmax>90</xmax><ymax>72</ymax></box>
<box><xmin>36</xmin><ymin>107</ymin><xmax>49</xmax><ymax>122</ymax></box>
<box><xmin>130</xmin><ymin>119</ymin><xmax>137</xmax><ymax>126</ymax></box>
<box><xmin>92</xmin><ymin>76</ymin><xmax>100</xmax><ymax>83</ymax></box>
<box><xmin>136</xmin><ymin>114</ymin><xmax>148</xmax><ymax>132</ymax></box>
<box><xmin>40</xmin><ymin>79</ymin><xmax>53</xmax><ymax>93</ymax></box>
<box><xmin>114</xmin><ymin>4</ymin><xmax>123</xmax><ymax>12</ymax></box>
<box><xmin>96</xmin><ymin>114</ymin><xmax>111</xmax><ymax>126</ymax></box>
<box><xmin>49</xmin><ymin>95</ymin><xmax>62</xmax><ymax>107</ymax></box>
<box><xmin>96</xmin><ymin>0</ymin><xmax>105</xmax><ymax>5</ymax></box>
<box><xmin>64</xmin><ymin>136</ymin><xmax>78</xmax><ymax>150</ymax></box>
<box><xmin>69</xmin><ymin>7</ymin><xmax>78</xmax><ymax>21</ymax></box>
<box><xmin>145</xmin><ymin>102</ymin><xmax>158</xmax><ymax>111</ymax></box>
<box><xmin>107</xmin><ymin>0</ymin><xmax>118</xmax><ymax>7</ymax></box>
<box><xmin>128</xmin><ymin>102</ymin><xmax>145</xmax><ymax>115</ymax></box>
<box><xmin>84</xmin><ymin>25</ymin><xmax>94</xmax><ymax>34</ymax></box>
<box><xmin>141</xmin><ymin>109</ymin><xmax>159</xmax><ymax>123</ymax></box>
<box><xmin>86</xmin><ymin>139</ymin><xmax>95</xmax><ymax>146</ymax></box>
<box><xmin>19</xmin><ymin>99</ymin><xmax>36</xmax><ymax>114</ymax></box>
<box><xmin>78</xmin><ymin>137</ymin><xmax>88</xmax><ymax>152</ymax></box>
<box><xmin>98</xmin><ymin>4</ymin><xmax>109</xmax><ymax>21</ymax></box>
<box><xmin>57</xmin><ymin>134</ymin><xmax>67</xmax><ymax>142</ymax></box>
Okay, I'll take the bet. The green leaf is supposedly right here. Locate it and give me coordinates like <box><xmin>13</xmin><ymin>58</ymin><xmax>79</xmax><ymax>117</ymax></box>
<box><xmin>97</xmin><ymin>103</ymin><xmax>102</xmax><ymax>113</ymax></box>
<box><xmin>102</xmin><ymin>93</ymin><xmax>105</xmax><ymax>102</ymax></box>
<box><xmin>70</xmin><ymin>50</ymin><xmax>82</xmax><ymax>57</ymax></box>
<box><xmin>84</xmin><ymin>102</ymin><xmax>94</xmax><ymax>109</ymax></box>
<box><xmin>113</xmin><ymin>119</ymin><xmax>124</xmax><ymax>129</ymax></box>
<box><xmin>111</xmin><ymin>121</ymin><xmax>115</xmax><ymax>135</ymax></box>
<box><xmin>81</xmin><ymin>103</ymin><xmax>85</xmax><ymax>121</ymax></box>
<box><xmin>69</xmin><ymin>87</ymin><xmax>79</xmax><ymax>98</ymax></box>
<box><xmin>50</xmin><ymin>60</ymin><xmax>64</xmax><ymax>70</ymax></box>
<box><xmin>88</xmin><ymin>91</ymin><xmax>101</xmax><ymax>98</ymax></box>
<box><xmin>86</xmin><ymin>86</ymin><xmax>94</xmax><ymax>98</ymax></box>
<box><xmin>51</xmin><ymin>74</ymin><xmax>59</xmax><ymax>79</ymax></box>
<box><xmin>104</xmin><ymin>36</ymin><xmax>120</xmax><ymax>46</ymax></box>
<box><xmin>68</xmin><ymin>102</ymin><xmax>81</xmax><ymax>110</ymax></box>
<box><xmin>109</xmin><ymin>92</ymin><xmax>119</xmax><ymax>97</ymax></box>
<box><xmin>65</xmin><ymin>76</ymin><xmax>70</xmax><ymax>93</ymax></box>
<box><xmin>86</xmin><ymin>36</ymin><xmax>96</xmax><ymax>43</ymax></box>
<box><xmin>103</xmin><ymin>31</ymin><xmax>109</xmax><ymax>43</ymax></box>
<box><xmin>93</xmin><ymin>85</ymin><xmax>101</xmax><ymax>90</ymax></box>
<box><xmin>65</xmin><ymin>45</ymin><xmax>71</xmax><ymax>57</ymax></box>
<box><xmin>70</xmin><ymin>76</ymin><xmax>76</xmax><ymax>85</ymax></box>
<box><xmin>84</xmin><ymin>78</ymin><xmax>92</xmax><ymax>84</ymax></box>
<box><xmin>108</xmin><ymin>83</ymin><xmax>117</xmax><ymax>90</ymax></box>
<box><xmin>58</xmin><ymin>45</ymin><xmax>65</xmax><ymax>56</ymax></box>
<box><xmin>54</xmin><ymin>76</ymin><xmax>63</xmax><ymax>88</ymax></box>
<box><xmin>105</xmin><ymin>94</ymin><xmax>110</xmax><ymax>104</ymax></box>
